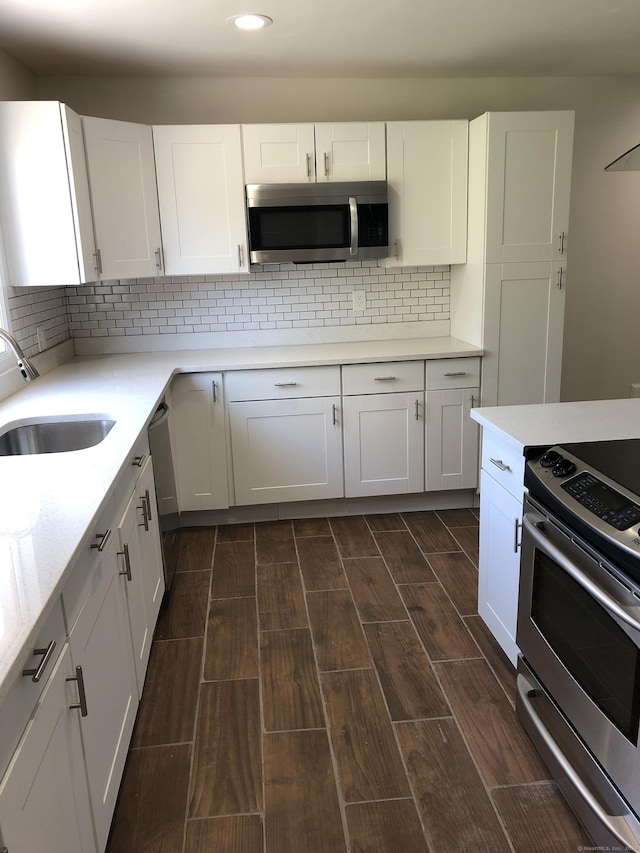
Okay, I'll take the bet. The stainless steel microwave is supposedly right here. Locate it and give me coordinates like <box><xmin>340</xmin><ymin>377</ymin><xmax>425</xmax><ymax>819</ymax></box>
<box><xmin>245</xmin><ymin>181</ymin><xmax>389</xmax><ymax>264</ymax></box>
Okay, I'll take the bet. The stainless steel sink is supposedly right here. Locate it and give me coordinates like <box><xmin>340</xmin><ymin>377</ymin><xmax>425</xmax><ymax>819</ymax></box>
<box><xmin>0</xmin><ymin>416</ymin><xmax>116</xmax><ymax>455</ymax></box>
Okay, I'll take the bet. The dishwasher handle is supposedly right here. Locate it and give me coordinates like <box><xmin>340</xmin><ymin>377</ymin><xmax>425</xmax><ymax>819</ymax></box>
<box><xmin>149</xmin><ymin>401</ymin><xmax>170</xmax><ymax>430</ymax></box>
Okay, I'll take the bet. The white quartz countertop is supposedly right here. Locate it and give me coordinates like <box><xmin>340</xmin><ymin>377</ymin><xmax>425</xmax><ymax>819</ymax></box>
<box><xmin>471</xmin><ymin>398</ymin><xmax>640</xmax><ymax>454</ymax></box>
<box><xmin>0</xmin><ymin>335</ymin><xmax>480</xmax><ymax>702</ymax></box>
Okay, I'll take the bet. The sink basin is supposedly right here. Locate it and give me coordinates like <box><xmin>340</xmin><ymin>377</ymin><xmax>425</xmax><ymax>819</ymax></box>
<box><xmin>0</xmin><ymin>416</ymin><xmax>116</xmax><ymax>456</ymax></box>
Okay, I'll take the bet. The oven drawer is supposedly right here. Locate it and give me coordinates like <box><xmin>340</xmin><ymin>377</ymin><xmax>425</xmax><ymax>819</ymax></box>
<box><xmin>226</xmin><ymin>366</ymin><xmax>340</xmax><ymax>401</ymax></box>
<box><xmin>481</xmin><ymin>430</ymin><xmax>525</xmax><ymax>499</ymax></box>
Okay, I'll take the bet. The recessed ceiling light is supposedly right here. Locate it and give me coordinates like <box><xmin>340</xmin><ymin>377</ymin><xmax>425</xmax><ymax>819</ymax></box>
<box><xmin>227</xmin><ymin>13</ymin><xmax>273</xmax><ymax>30</ymax></box>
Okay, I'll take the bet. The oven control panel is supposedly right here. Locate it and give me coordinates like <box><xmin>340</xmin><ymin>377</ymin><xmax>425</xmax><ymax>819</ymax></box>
<box><xmin>561</xmin><ymin>471</ymin><xmax>640</xmax><ymax>531</ymax></box>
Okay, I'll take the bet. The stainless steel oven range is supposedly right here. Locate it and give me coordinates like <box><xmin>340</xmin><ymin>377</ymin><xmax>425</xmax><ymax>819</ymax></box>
<box><xmin>519</xmin><ymin>439</ymin><xmax>640</xmax><ymax>851</ymax></box>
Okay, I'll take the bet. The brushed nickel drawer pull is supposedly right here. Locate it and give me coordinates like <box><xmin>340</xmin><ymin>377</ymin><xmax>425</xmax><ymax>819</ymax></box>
<box><xmin>444</xmin><ymin>371</ymin><xmax>467</xmax><ymax>377</ymax></box>
<box><xmin>133</xmin><ymin>454</ymin><xmax>145</xmax><ymax>468</ymax></box>
<box><xmin>332</xmin><ymin>404</ymin><xmax>338</xmax><ymax>426</ymax></box>
<box><xmin>23</xmin><ymin>641</ymin><xmax>57</xmax><ymax>682</ymax></box>
<box><xmin>374</xmin><ymin>376</ymin><xmax>397</xmax><ymax>382</ymax></box>
<box><xmin>67</xmin><ymin>665</ymin><xmax>88</xmax><ymax>717</ymax></box>
<box><xmin>490</xmin><ymin>457</ymin><xmax>511</xmax><ymax>472</ymax></box>
<box><xmin>90</xmin><ymin>529</ymin><xmax>112</xmax><ymax>551</ymax></box>
<box><xmin>415</xmin><ymin>399</ymin><xmax>420</xmax><ymax>421</ymax></box>
<box><xmin>274</xmin><ymin>381</ymin><xmax>298</xmax><ymax>387</ymax></box>
<box><xmin>144</xmin><ymin>488</ymin><xmax>152</xmax><ymax>522</ymax></box>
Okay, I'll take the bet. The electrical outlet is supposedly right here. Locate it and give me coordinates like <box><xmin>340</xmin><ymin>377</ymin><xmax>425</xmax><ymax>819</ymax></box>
<box><xmin>36</xmin><ymin>326</ymin><xmax>47</xmax><ymax>352</ymax></box>
<box><xmin>352</xmin><ymin>291</ymin><xmax>366</xmax><ymax>311</ymax></box>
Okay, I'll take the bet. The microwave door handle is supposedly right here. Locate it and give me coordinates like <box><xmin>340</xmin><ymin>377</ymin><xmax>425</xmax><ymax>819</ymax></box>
<box><xmin>349</xmin><ymin>197</ymin><xmax>358</xmax><ymax>256</ymax></box>
<box><xmin>523</xmin><ymin>513</ymin><xmax>640</xmax><ymax>633</ymax></box>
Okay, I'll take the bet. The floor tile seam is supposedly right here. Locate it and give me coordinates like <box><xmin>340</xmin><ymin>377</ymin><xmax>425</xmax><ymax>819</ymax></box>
<box><xmin>297</xmin><ymin>542</ymin><xmax>360</xmax><ymax>853</ymax></box>
<box><xmin>262</xmin><ymin>724</ymin><xmax>328</xmax><ymax>735</ymax></box>
<box><xmin>397</xmin><ymin>669</ymin><xmax>514</xmax><ymax>853</ymax></box>
<box><xmin>401</xmin><ymin>552</ymin><xmax>483</xmax><ymax>640</ymax></box>
<box><xmin>447</xmin><ymin>526</ymin><xmax>480</xmax><ymax>565</ymax></box>
<box><xmin>343</xmin><ymin>794</ymin><xmax>416</xmax><ymax>807</ymax></box>
<box><xmin>427</xmin><ymin>656</ymin><xmax>525</xmax><ymax>844</ymax></box>
<box><xmin>184</xmin><ymin>557</ymin><xmax>217</xmax><ymax>848</ymax></box>
<box><xmin>209</xmin><ymin>592</ymin><xmax>257</xmax><ymax>601</ymax></box>
<box><xmin>460</xmin><ymin>615</ymin><xmax>518</xmax><ymax>709</ymax></box>
<box><xmin>252</xmin><ymin>554</ymin><xmax>269</xmax><ymax>849</ymax></box>
<box><xmin>127</xmin><ymin>740</ymin><xmax>194</xmax><ymax>753</ymax></box>
<box><xmin>328</xmin><ymin>513</ymin><xmax>387</xmax><ymax>563</ymax></box>
<box><xmin>391</xmin><ymin>712</ymin><xmax>455</xmax><ymax>726</ymax></box>
<box><xmin>363</xmin><ymin>513</ymin><xmax>411</xmax><ymax>536</ymax></box>
<box><xmin>184</xmin><ymin>810</ymin><xmax>264</xmax><ymax>822</ymax></box>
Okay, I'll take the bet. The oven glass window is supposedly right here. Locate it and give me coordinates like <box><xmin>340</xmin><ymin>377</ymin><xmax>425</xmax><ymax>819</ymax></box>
<box><xmin>249</xmin><ymin>205</ymin><xmax>349</xmax><ymax>250</ymax></box>
<box><xmin>532</xmin><ymin>551</ymin><xmax>640</xmax><ymax>742</ymax></box>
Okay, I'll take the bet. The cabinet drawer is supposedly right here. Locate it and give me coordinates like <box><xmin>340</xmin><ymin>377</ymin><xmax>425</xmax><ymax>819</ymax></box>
<box><xmin>425</xmin><ymin>357</ymin><xmax>481</xmax><ymax>390</ymax></box>
<box><xmin>342</xmin><ymin>361</ymin><xmax>424</xmax><ymax>395</ymax></box>
<box><xmin>481</xmin><ymin>429</ymin><xmax>525</xmax><ymax>500</ymax></box>
<box><xmin>0</xmin><ymin>598</ymin><xmax>66</xmax><ymax>778</ymax></box>
<box><xmin>226</xmin><ymin>366</ymin><xmax>340</xmax><ymax>401</ymax></box>
<box><xmin>61</xmin><ymin>491</ymin><xmax>117</xmax><ymax>635</ymax></box>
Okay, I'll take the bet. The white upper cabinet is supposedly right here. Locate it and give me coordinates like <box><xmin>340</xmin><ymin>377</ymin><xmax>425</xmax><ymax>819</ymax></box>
<box><xmin>313</xmin><ymin>123</ymin><xmax>386</xmax><ymax>182</ymax></box>
<box><xmin>385</xmin><ymin>121</ymin><xmax>469</xmax><ymax>266</ymax></box>
<box><xmin>153</xmin><ymin>124</ymin><xmax>249</xmax><ymax>274</ymax></box>
<box><xmin>482</xmin><ymin>111</ymin><xmax>574</xmax><ymax>264</ymax></box>
<box><xmin>0</xmin><ymin>101</ymin><xmax>96</xmax><ymax>287</ymax></box>
<box><xmin>242</xmin><ymin>122</ymin><xmax>386</xmax><ymax>183</ymax></box>
<box><xmin>82</xmin><ymin>116</ymin><xmax>163</xmax><ymax>279</ymax></box>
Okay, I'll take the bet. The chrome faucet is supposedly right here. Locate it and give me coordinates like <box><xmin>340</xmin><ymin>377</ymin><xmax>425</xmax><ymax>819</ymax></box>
<box><xmin>0</xmin><ymin>328</ymin><xmax>39</xmax><ymax>381</ymax></box>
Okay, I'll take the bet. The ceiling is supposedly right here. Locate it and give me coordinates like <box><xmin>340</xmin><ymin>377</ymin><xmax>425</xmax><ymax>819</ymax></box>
<box><xmin>1</xmin><ymin>0</ymin><xmax>640</xmax><ymax>79</ymax></box>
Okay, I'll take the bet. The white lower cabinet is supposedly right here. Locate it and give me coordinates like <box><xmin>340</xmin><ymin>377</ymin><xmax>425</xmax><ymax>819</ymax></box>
<box><xmin>425</xmin><ymin>358</ymin><xmax>480</xmax><ymax>491</ymax></box>
<box><xmin>227</xmin><ymin>366</ymin><xmax>343</xmax><ymax>506</ymax></box>
<box><xmin>342</xmin><ymin>361</ymin><xmax>424</xmax><ymax>497</ymax></box>
<box><xmin>0</xmin><ymin>448</ymin><xmax>164</xmax><ymax>853</ymax></box>
<box><xmin>171</xmin><ymin>372</ymin><xmax>229</xmax><ymax>512</ymax></box>
<box><xmin>0</xmin><ymin>645</ymin><xmax>95</xmax><ymax>853</ymax></box>
<box><xmin>65</xmin><ymin>517</ymin><xmax>139</xmax><ymax>852</ymax></box>
<box><xmin>477</xmin><ymin>428</ymin><xmax>526</xmax><ymax>667</ymax></box>
<box><xmin>117</xmin><ymin>456</ymin><xmax>165</xmax><ymax>694</ymax></box>
<box><xmin>229</xmin><ymin>396</ymin><xmax>344</xmax><ymax>505</ymax></box>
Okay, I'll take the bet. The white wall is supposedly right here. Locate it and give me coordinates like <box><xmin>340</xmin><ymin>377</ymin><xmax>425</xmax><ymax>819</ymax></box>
<box><xmin>0</xmin><ymin>47</ymin><xmax>36</xmax><ymax>99</ymax></box>
<box><xmin>28</xmin><ymin>73</ymin><xmax>640</xmax><ymax>401</ymax></box>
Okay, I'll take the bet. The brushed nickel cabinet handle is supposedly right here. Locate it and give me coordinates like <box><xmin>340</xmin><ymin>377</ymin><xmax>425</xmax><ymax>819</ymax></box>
<box><xmin>274</xmin><ymin>381</ymin><xmax>298</xmax><ymax>387</ymax></box>
<box><xmin>374</xmin><ymin>376</ymin><xmax>397</xmax><ymax>382</ymax></box>
<box><xmin>306</xmin><ymin>152</ymin><xmax>312</xmax><ymax>178</ymax></box>
<box><xmin>90</xmin><ymin>529</ymin><xmax>112</xmax><ymax>551</ymax></box>
<box><xmin>490</xmin><ymin>457</ymin><xmax>511</xmax><ymax>472</ymax></box>
<box><xmin>514</xmin><ymin>518</ymin><xmax>522</xmax><ymax>553</ymax></box>
<box><xmin>212</xmin><ymin>379</ymin><xmax>218</xmax><ymax>403</ymax></box>
<box><xmin>324</xmin><ymin>151</ymin><xmax>330</xmax><ymax>177</ymax></box>
<box><xmin>415</xmin><ymin>399</ymin><xmax>420</xmax><ymax>421</ymax></box>
<box><xmin>67</xmin><ymin>665</ymin><xmax>88</xmax><ymax>717</ymax></box>
<box><xmin>332</xmin><ymin>404</ymin><xmax>338</xmax><ymax>426</ymax></box>
<box><xmin>144</xmin><ymin>488</ymin><xmax>152</xmax><ymax>522</ymax></box>
<box><xmin>22</xmin><ymin>641</ymin><xmax>57</xmax><ymax>682</ymax></box>
<box><xmin>94</xmin><ymin>248</ymin><xmax>103</xmax><ymax>275</ymax></box>
<box><xmin>444</xmin><ymin>371</ymin><xmax>467</xmax><ymax>377</ymax></box>
<box><xmin>133</xmin><ymin>454</ymin><xmax>145</xmax><ymax>468</ymax></box>
<box><xmin>155</xmin><ymin>247</ymin><xmax>163</xmax><ymax>272</ymax></box>
<box><xmin>118</xmin><ymin>543</ymin><xmax>132</xmax><ymax>582</ymax></box>
<box><xmin>137</xmin><ymin>497</ymin><xmax>149</xmax><ymax>531</ymax></box>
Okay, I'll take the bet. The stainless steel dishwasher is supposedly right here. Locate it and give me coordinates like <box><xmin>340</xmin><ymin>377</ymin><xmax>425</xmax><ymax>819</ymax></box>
<box><xmin>147</xmin><ymin>400</ymin><xmax>180</xmax><ymax>597</ymax></box>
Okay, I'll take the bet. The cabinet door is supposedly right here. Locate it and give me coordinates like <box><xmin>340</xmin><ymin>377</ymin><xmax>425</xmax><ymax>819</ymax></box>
<box><xmin>385</xmin><ymin>120</ymin><xmax>468</xmax><ymax>266</ymax></box>
<box><xmin>171</xmin><ymin>372</ymin><xmax>229</xmax><ymax>511</ymax></box>
<box><xmin>0</xmin><ymin>101</ymin><xmax>96</xmax><ymax>287</ymax></box>
<box><xmin>425</xmin><ymin>387</ymin><xmax>479</xmax><ymax>491</ymax></box>
<box><xmin>0</xmin><ymin>645</ymin><xmax>96</xmax><ymax>853</ymax></box>
<box><xmin>485</xmin><ymin>111</ymin><xmax>574</xmax><ymax>264</ymax></box>
<box><xmin>83</xmin><ymin>116</ymin><xmax>163</xmax><ymax>279</ymax></box>
<box><xmin>343</xmin><ymin>392</ymin><xmax>424</xmax><ymax>497</ymax></box>
<box><xmin>482</xmin><ymin>261</ymin><xmax>566</xmax><ymax>407</ymax></box>
<box><xmin>118</xmin><ymin>457</ymin><xmax>164</xmax><ymax>693</ymax></box>
<box><xmin>229</xmin><ymin>396</ymin><xmax>343</xmax><ymax>504</ymax></box>
<box><xmin>67</xmin><ymin>529</ymin><xmax>138</xmax><ymax>852</ymax></box>
<box><xmin>314</xmin><ymin>122</ymin><xmax>386</xmax><ymax>182</ymax></box>
<box><xmin>242</xmin><ymin>123</ymin><xmax>316</xmax><ymax>183</ymax></box>
<box><xmin>478</xmin><ymin>469</ymin><xmax>522</xmax><ymax>666</ymax></box>
<box><xmin>153</xmin><ymin>124</ymin><xmax>248</xmax><ymax>274</ymax></box>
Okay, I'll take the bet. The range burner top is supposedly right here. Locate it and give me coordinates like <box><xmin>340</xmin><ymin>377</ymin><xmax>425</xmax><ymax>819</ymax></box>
<box><xmin>560</xmin><ymin>438</ymin><xmax>640</xmax><ymax>500</ymax></box>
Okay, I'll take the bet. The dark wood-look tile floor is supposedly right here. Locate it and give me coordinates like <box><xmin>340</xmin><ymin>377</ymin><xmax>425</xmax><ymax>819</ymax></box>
<box><xmin>107</xmin><ymin>510</ymin><xmax>591</xmax><ymax>853</ymax></box>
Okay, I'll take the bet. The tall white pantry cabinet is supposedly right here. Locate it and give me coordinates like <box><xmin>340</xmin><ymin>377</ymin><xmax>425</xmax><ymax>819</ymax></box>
<box><xmin>451</xmin><ymin>110</ymin><xmax>574</xmax><ymax>408</ymax></box>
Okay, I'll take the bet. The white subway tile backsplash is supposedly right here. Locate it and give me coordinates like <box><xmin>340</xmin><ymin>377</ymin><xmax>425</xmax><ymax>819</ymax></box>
<box><xmin>8</xmin><ymin>261</ymin><xmax>450</xmax><ymax>356</ymax></box>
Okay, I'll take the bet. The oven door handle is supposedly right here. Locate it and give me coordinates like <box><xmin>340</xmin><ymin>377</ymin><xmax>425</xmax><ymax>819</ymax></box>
<box><xmin>517</xmin><ymin>671</ymin><xmax>640</xmax><ymax>853</ymax></box>
<box><xmin>523</xmin><ymin>513</ymin><xmax>640</xmax><ymax>633</ymax></box>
